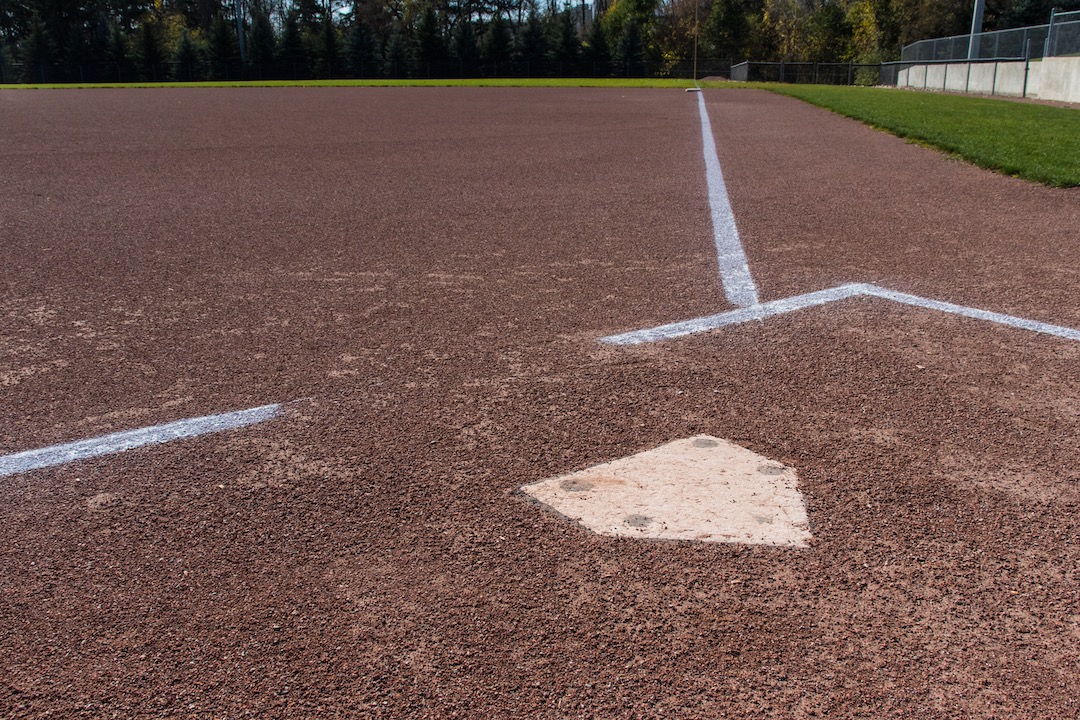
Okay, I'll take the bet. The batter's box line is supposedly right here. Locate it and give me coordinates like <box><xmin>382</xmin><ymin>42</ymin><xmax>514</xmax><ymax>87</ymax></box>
<box><xmin>600</xmin><ymin>282</ymin><xmax>1080</xmax><ymax>346</ymax></box>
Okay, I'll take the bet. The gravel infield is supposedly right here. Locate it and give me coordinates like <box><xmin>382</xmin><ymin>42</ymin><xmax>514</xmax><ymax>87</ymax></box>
<box><xmin>1</xmin><ymin>87</ymin><xmax>1078</xmax><ymax>718</ymax></box>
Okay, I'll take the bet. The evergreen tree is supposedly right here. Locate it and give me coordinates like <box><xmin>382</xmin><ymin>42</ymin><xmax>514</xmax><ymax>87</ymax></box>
<box><xmin>279</xmin><ymin>8</ymin><xmax>307</xmax><ymax>75</ymax></box>
<box><xmin>247</xmin><ymin>5</ymin><xmax>276</xmax><ymax>68</ymax></box>
<box><xmin>547</xmin><ymin>8</ymin><xmax>580</xmax><ymax>74</ymax></box>
<box><xmin>136</xmin><ymin>18</ymin><xmax>163</xmax><ymax>80</ymax></box>
<box><xmin>317</xmin><ymin>13</ymin><xmax>340</xmax><ymax>77</ymax></box>
<box><xmin>582</xmin><ymin>14</ymin><xmax>611</xmax><ymax>76</ymax></box>
<box><xmin>450</xmin><ymin>18</ymin><xmax>478</xmax><ymax>76</ymax></box>
<box><xmin>615</xmin><ymin>18</ymin><xmax>645</xmax><ymax>75</ymax></box>
<box><xmin>346</xmin><ymin>15</ymin><xmax>379</xmax><ymax>77</ymax></box>
<box><xmin>172</xmin><ymin>26</ymin><xmax>201</xmax><ymax>80</ymax></box>
<box><xmin>480</xmin><ymin>13</ymin><xmax>512</xmax><ymax>74</ymax></box>
<box><xmin>19</xmin><ymin>18</ymin><xmax>54</xmax><ymax>83</ymax></box>
<box><xmin>383</xmin><ymin>20</ymin><xmax>410</xmax><ymax>77</ymax></box>
<box><xmin>515</xmin><ymin>9</ymin><xmax>548</xmax><ymax>76</ymax></box>
<box><xmin>105</xmin><ymin>21</ymin><xmax>128</xmax><ymax>63</ymax></box>
<box><xmin>413</xmin><ymin>3</ymin><xmax>447</xmax><ymax>77</ymax></box>
<box><xmin>208</xmin><ymin>12</ymin><xmax>238</xmax><ymax>78</ymax></box>
<box><xmin>296</xmin><ymin>0</ymin><xmax>323</xmax><ymax>30</ymax></box>
<box><xmin>0</xmin><ymin>41</ymin><xmax>15</xmax><ymax>83</ymax></box>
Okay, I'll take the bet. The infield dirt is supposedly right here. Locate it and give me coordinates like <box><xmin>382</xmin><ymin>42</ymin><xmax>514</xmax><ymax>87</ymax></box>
<box><xmin>1</xmin><ymin>87</ymin><xmax>1078</xmax><ymax>718</ymax></box>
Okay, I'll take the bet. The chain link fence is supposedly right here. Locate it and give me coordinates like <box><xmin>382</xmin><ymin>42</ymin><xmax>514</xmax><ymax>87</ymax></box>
<box><xmin>901</xmin><ymin>10</ymin><xmax>1080</xmax><ymax>62</ymax></box>
<box><xmin>0</xmin><ymin>56</ymin><xmax>733</xmax><ymax>85</ymax></box>
<box><xmin>730</xmin><ymin>61</ymin><xmax>885</xmax><ymax>85</ymax></box>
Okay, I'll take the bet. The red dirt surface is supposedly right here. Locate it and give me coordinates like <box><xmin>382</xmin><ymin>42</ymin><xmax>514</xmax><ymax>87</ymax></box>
<box><xmin>1</xmin><ymin>87</ymin><xmax>1078</xmax><ymax>718</ymax></box>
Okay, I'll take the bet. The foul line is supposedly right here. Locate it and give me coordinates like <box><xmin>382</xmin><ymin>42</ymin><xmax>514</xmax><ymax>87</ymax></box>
<box><xmin>0</xmin><ymin>403</ymin><xmax>284</xmax><ymax>477</ymax></box>
<box><xmin>696</xmin><ymin>91</ymin><xmax>759</xmax><ymax>309</ymax></box>
<box><xmin>601</xmin><ymin>283</ymin><xmax>1080</xmax><ymax>345</ymax></box>
<box><xmin>601</xmin><ymin>93</ymin><xmax>1080</xmax><ymax>347</ymax></box>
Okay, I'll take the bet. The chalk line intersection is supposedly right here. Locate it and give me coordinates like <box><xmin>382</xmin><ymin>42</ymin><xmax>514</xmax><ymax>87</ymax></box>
<box><xmin>603</xmin><ymin>93</ymin><xmax>1080</xmax><ymax>346</ymax></box>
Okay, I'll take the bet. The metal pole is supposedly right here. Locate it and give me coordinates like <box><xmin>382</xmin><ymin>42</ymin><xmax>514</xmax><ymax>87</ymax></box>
<box><xmin>968</xmin><ymin>0</ymin><xmax>985</xmax><ymax>59</ymax></box>
<box><xmin>1045</xmin><ymin>8</ymin><xmax>1057</xmax><ymax>57</ymax></box>
<box><xmin>1022</xmin><ymin>38</ymin><xmax>1031</xmax><ymax>97</ymax></box>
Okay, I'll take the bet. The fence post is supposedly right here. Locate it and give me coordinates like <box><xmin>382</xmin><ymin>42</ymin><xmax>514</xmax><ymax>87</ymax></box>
<box><xmin>1022</xmin><ymin>38</ymin><xmax>1031</xmax><ymax>97</ymax></box>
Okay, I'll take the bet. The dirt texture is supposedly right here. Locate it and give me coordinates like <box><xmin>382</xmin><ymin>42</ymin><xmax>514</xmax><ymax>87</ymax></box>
<box><xmin>1</xmin><ymin>87</ymin><xmax>1078</xmax><ymax>718</ymax></box>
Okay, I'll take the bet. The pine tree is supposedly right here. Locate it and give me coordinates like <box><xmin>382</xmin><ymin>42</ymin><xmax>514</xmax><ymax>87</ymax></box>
<box><xmin>172</xmin><ymin>27</ymin><xmax>201</xmax><ymax>80</ymax></box>
<box><xmin>279</xmin><ymin>8</ymin><xmax>307</xmax><ymax>76</ymax></box>
<box><xmin>413</xmin><ymin>3</ymin><xmax>447</xmax><ymax>78</ymax></box>
<box><xmin>20</xmin><ymin>18</ymin><xmax>54</xmax><ymax>83</ymax></box>
<box><xmin>451</xmin><ymin>18</ymin><xmax>478</xmax><ymax>77</ymax></box>
<box><xmin>346</xmin><ymin>16</ymin><xmax>379</xmax><ymax>77</ymax></box>
<box><xmin>247</xmin><ymin>5</ymin><xmax>276</xmax><ymax>69</ymax></box>
<box><xmin>547</xmin><ymin>8</ymin><xmax>580</xmax><ymax>75</ymax></box>
<box><xmin>615</xmin><ymin>19</ymin><xmax>645</xmax><ymax>76</ymax></box>
<box><xmin>296</xmin><ymin>0</ymin><xmax>322</xmax><ymax>30</ymax></box>
<box><xmin>318</xmin><ymin>14</ymin><xmax>340</xmax><ymax>77</ymax></box>
<box><xmin>208</xmin><ymin>13</ymin><xmax>238</xmax><ymax>79</ymax></box>
<box><xmin>384</xmin><ymin>21</ymin><xmax>410</xmax><ymax>77</ymax></box>
<box><xmin>582</xmin><ymin>14</ymin><xmax>611</xmax><ymax>76</ymax></box>
<box><xmin>136</xmin><ymin>18</ymin><xmax>163</xmax><ymax>81</ymax></box>
<box><xmin>105</xmin><ymin>21</ymin><xmax>128</xmax><ymax>63</ymax></box>
<box><xmin>480</xmin><ymin>14</ymin><xmax>511</xmax><ymax>75</ymax></box>
<box><xmin>0</xmin><ymin>41</ymin><xmax>15</xmax><ymax>84</ymax></box>
<box><xmin>515</xmin><ymin>10</ymin><xmax>548</xmax><ymax>76</ymax></box>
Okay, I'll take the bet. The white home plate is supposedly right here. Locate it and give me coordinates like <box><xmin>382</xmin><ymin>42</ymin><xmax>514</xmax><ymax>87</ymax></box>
<box><xmin>521</xmin><ymin>436</ymin><xmax>812</xmax><ymax>547</ymax></box>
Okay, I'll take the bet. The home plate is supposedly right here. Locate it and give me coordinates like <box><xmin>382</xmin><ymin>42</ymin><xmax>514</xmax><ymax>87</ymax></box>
<box><xmin>520</xmin><ymin>436</ymin><xmax>812</xmax><ymax>547</ymax></box>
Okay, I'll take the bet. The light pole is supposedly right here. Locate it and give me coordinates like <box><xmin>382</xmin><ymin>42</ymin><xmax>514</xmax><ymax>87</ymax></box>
<box><xmin>967</xmin><ymin>0</ymin><xmax>985</xmax><ymax>60</ymax></box>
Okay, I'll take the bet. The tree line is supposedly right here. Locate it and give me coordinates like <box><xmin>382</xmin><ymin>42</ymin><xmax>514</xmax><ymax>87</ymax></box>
<box><xmin>1</xmin><ymin>0</ymin><xmax>1076</xmax><ymax>83</ymax></box>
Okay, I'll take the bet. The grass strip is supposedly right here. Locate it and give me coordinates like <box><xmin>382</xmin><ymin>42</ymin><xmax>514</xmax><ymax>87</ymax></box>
<box><xmin>758</xmin><ymin>84</ymin><xmax>1080</xmax><ymax>187</ymax></box>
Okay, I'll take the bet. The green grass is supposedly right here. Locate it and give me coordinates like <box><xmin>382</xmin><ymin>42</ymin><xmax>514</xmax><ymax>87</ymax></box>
<box><xmin>758</xmin><ymin>84</ymin><xmax>1080</xmax><ymax>187</ymax></box>
<box><xmin>2</xmin><ymin>77</ymin><xmax>724</xmax><ymax>90</ymax></box>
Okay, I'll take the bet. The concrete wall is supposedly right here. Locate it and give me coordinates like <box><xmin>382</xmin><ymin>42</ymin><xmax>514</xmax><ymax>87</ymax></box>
<box><xmin>995</xmin><ymin>62</ymin><xmax>1031</xmax><ymax>96</ymax></box>
<box><xmin>896</xmin><ymin>56</ymin><xmax>1079</xmax><ymax>103</ymax></box>
<box><xmin>966</xmin><ymin>63</ymin><xmax>997</xmax><ymax>94</ymax></box>
<box><xmin>897</xmin><ymin>60</ymin><xmax>1028</xmax><ymax>95</ymax></box>
<box><xmin>1038</xmin><ymin>56</ymin><xmax>1080</xmax><ymax>103</ymax></box>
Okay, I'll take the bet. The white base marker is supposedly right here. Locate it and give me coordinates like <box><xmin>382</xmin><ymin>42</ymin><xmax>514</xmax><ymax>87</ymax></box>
<box><xmin>601</xmin><ymin>283</ymin><xmax>1080</xmax><ymax>346</ymax></box>
<box><xmin>0</xmin><ymin>403</ymin><xmax>284</xmax><ymax>477</ymax></box>
<box><xmin>521</xmin><ymin>435</ymin><xmax>811</xmax><ymax>547</ymax></box>
<box><xmin>697</xmin><ymin>91</ymin><xmax>760</xmax><ymax>308</ymax></box>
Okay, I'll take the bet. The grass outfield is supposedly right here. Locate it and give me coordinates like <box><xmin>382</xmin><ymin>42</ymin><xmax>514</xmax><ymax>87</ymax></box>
<box><xmin>4</xmin><ymin>77</ymin><xmax>1077</xmax><ymax>187</ymax></box>
<box><xmin>758</xmin><ymin>84</ymin><xmax>1080</xmax><ymax>187</ymax></box>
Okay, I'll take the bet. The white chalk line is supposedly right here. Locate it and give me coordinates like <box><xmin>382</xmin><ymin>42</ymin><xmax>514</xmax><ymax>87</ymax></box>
<box><xmin>0</xmin><ymin>403</ymin><xmax>284</xmax><ymax>477</ymax></box>
<box><xmin>697</xmin><ymin>90</ymin><xmax>760</xmax><ymax>309</ymax></box>
<box><xmin>602</xmin><ymin>94</ymin><xmax>1080</xmax><ymax>347</ymax></box>
<box><xmin>601</xmin><ymin>283</ymin><xmax>1080</xmax><ymax>345</ymax></box>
